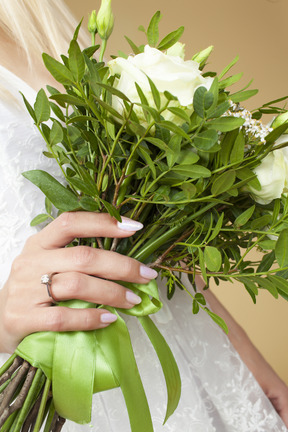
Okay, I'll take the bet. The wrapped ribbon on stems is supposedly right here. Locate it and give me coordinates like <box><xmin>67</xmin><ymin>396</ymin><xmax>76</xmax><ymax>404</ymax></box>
<box><xmin>0</xmin><ymin>281</ymin><xmax>181</xmax><ymax>431</ymax></box>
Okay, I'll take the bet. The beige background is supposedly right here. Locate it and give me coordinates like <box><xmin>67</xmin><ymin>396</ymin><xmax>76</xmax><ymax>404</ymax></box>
<box><xmin>66</xmin><ymin>0</ymin><xmax>288</xmax><ymax>383</ymax></box>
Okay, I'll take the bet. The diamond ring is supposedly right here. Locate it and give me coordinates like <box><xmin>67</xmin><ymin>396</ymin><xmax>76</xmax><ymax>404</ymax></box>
<box><xmin>40</xmin><ymin>273</ymin><xmax>57</xmax><ymax>303</ymax></box>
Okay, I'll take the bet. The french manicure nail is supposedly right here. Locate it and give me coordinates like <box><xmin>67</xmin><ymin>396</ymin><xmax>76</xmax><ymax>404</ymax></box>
<box><xmin>140</xmin><ymin>265</ymin><xmax>158</xmax><ymax>280</ymax></box>
<box><xmin>117</xmin><ymin>217</ymin><xmax>143</xmax><ymax>232</ymax></box>
<box><xmin>126</xmin><ymin>291</ymin><xmax>142</xmax><ymax>305</ymax></box>
<box><xmin>100</xmin><ymin>313</ymin><xmax>117</xmax><ymax>324</ymax></box>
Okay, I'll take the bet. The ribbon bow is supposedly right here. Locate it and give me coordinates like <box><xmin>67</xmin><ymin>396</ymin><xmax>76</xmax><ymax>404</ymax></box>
<box><xmin>16</xmin><ymin>280</ymin><xmax>181</xmax><ymax>431</ymax></box>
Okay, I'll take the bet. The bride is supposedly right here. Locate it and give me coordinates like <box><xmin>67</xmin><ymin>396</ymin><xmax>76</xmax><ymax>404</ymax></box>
<box><xmin>0</xmin><ymin>1</ymin><xmax>287</xmax><ymax>430</ymax></box>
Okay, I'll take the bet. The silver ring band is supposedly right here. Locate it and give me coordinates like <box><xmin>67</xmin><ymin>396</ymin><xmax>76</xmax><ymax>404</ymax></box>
<box><xmin>41</xmin><ymin>273</ymin><xmax>56</xmax><ymax>303</ymax></box>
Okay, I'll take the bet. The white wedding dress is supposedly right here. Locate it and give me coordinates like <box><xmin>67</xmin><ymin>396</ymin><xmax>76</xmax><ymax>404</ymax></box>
<box><xmin>0</xmin><ymin>64</ymin><xmax>287</xmax><ymax>432</ymax></box>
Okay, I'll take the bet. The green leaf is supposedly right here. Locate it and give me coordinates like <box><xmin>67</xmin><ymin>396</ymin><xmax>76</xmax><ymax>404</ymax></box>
<box><xmin>147</xmin><ymin>11</ymin><xmax>161</xmax><ymax>47</ymax></box>
<box><xmin>208</xmin><ymin>213</ymin><xmax>224</xmax><ymax>241</ymax></box>
<box><xmin>34</xmin><ymin>89</ymin><xmax>50</xmax><ymax>125</ymax></box>
<box><xmin>157</xmin><ymin>26</ymin><xmax>185</xmax><ymax>51</ymax></box>
<box><xmin>92</xmin><ymin>95</ymin><xmax>123</xmax><ymax>120</ymax></box>
<box><xmin>138</xmin><ymin>146</ymin><xmax>156</xmax><ymax>179</ymax></box>
<box><xmin>50</xmin><ymin>121</ymin><xmax>63</xmax><ymax>147</ymax></box>
<box><xmin>100</xmin><ymin>200</ymin><xmax>121</xmax><ymax>221</ymax></box>
<box><xmin>230</xmin><ymin>89</ymin><xmax>258</xmax><ymax>103</ymax></box>
<box><xmin>193</xmin><ymin>87</ymin><xmax>214</xmax><ymax>119</ymax></box>
<box><xmin>159</xmin><ymin>121</ymin><xmax>191</xmax><ymax>140</ymax></box>
<box><xmin>73</xmin><ymin>18</ymin><xmax>83</xmax><ymax>41</ymax></box>
<box><xmin>205</xmin><ymin>309</ymin><xmax>228</xmax><ymax>333</ymax></box>
<box><xmin>50</xmin><ymin>102</ymin><xmax>65</xmax><ymax>122</ymax></box>
<box><xmin>251</xmin><ymin>215</ymin><xmax>272</xmax><ymax>230</ymax></box>
<box><xmin>20</xmin><ymin>92</ymin><xmax>37</xmax><ymax>123</ymax></box>
<box><xmin>50</xmin><ymin>93</ymin><xmax>87</xmax><ymax>107</ymax></box>
<box><xmin>45</xmin><ymin>197</ymin><xmax>53</xmax><ymax>214</ymax></box>
<box><xmin>68</xmin><ymin>39</ymin><xmax>85</xmax><ymax>82</ymax></box>
<box><xmin>22</xmin><ymin>170</ymin><xmax>79</xmax><ymax>211</ymax></box>
<box><xmin>147</xmin><ymin>76</ymin><xmax>161</xmax><ymax>110</ymax></box>
<box><xmin>30</xmin><ymin>213</ymin><xmax>50</xmax><ymax>226</ymax></box>
<box><xmin>268</xmin><ymin>275</ymin><xmax>288</xmax><ymax>301</ymax></box>
<box><xmin>194</xmin><ymin>129</ymin><xmax>218</xmax><ymax>151</ymax></box>
<box><xmin>207</xmin><ymin>101</ymin><xmax>230</xmax><ymax>119</ymax></box>
<box><xmin>207</xmin><ymin>117</ymin><xmax>244</xmax><ymax>132</ymax></box>
<box><xmin>275</xmin><ymin>229</ymin><xmax>288</xmax><ymax>268</ymax></box>
<box><xmin>67</xmin><ymin>176</ymin><xmax>98</xmax><ymax>197</ymax></box>
<box><xmin>42</xmin><ymin>53</ymin><xmax>74</xmax><ymax>85</ymax></box>
<box><xmin>171</xmin><ymin>164</ymin><xmax>211</xmax><ymax>179</ymax></box>
<box><xmin>145</xmin><ymin>137</ymin><xmax>169</xmax><ymax>152</ymax></box>
<box><xmin>97</xmin><ymin>82</ymin><xmax>131</xmax><ymax>102</ymax></box>
<box><xmin>257</xmin><ymin>251</ymin><xmax>275</xmax><ymax>273</ymax></box>
<box><xmin>234</xmin><ymin>205</ymin><xmax>255</xmax><ymax>228</ymax></box>
<box><xmin>79</xmin><ymin>196</ymin><xmax>99</xmax><ymax>211</ymax></box>
<box><xmin>211</xmin><ymin>170</ymin><xmax>236</xmax><ymax>196</ymax></box>
<box><xmin>192</xmin><ymin>299</ymin><xmax>200</xmax><ymax>314</ymax></box>
<box><xmin>195</xmin><ymin>292</ymin><xmax>206</xmax><ymax>305</ymax></box>
<box><xmin>135</xmin><ymin>82</ymin><xmax>149</xmax><ymax>107</ymax></box>
<box><xmin>167</xmin><ymin>107</ymin><xmax>191</xmax><ymax>124</ymax></box>
<box><xmin>254</xmin><ymin>276</ymin><xmax>278</xmax><ymax>299</ymax></box>
<box><xmin>243</xmin><ymin>279</ymin><xmax>258</xmax><ymax>303</ymax></box>
<box><xmin>230</xmin><ymin>131</ymin><xmax>245</xmax><ymax>163</ymax></box>
<box><xmin>265</xmin><ymin>122</ymin><xmax>288</xmax><ymax>145</ymax></box>
<box><xmin>198</xmin><ymin>249</ymin><xmax>207</xmax><ymax>284</ymax></box>
<box><xmin>219</xmin><ymin>73</ymin><xmax>243</xmax><ymax>90</ymax></box>
<box><xmin>219</xmin><ymin>56</ymin><xmax>239</xmax><ymax>79</ymax></box>
<box><xmin>236</xmin><ymin>167</ymin><xmax>260</xmax><ymax>191</ymax></box>
<box><xmin>204</xmin><ymin>246</ymin><xmax>222</xmax><ymax>272</ymax></box>
<box><xmin>167</xmin><ymin>135</ymin><xmax>181</xmax><ymax>168</ymax></box>
<box><xmin>124</xmin><ymin>36</ymin><xmax>141</xmax><ymax>55</ymax></box>
<box><xmin>177</xmin><ymin>149</ymin><xmax>199</xmax><ymax>165</ymax></box>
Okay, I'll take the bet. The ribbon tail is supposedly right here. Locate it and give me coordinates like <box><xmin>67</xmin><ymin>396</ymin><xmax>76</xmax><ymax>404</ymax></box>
<box><xmin>138</xmin><ymin>315</ymin><xmax>181</xmax><ymax>424</ymax></box>
<box><xmin>95</xmin><ymin>310</ymin><xmax>154</xmax><ymax>432</ymax></box>
<box><xmin>52</xmin><ymin>329</ymin><xmax>96</xmax><ymax>424</ymax></box>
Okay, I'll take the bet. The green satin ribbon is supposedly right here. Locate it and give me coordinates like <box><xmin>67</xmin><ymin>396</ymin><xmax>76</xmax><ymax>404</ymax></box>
<box><xmin>16</xmin><ymin>280</ymin><xmax>181</xmax><ymax>431</ymax></box>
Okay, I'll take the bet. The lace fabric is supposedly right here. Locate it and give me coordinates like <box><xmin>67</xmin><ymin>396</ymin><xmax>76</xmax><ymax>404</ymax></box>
<box><xmin>0</xmin><ymin>65</ymin><xmax>286</xmax><ymax>432</ymax></box>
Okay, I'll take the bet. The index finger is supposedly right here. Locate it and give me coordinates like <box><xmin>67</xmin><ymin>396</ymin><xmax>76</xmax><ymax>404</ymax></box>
<box><xmin>29</xmin><ymin>212</ymin><xmax>143</xmax><ymax>249</ymax></box>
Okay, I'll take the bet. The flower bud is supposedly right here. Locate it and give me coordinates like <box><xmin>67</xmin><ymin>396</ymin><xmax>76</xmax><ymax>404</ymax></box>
<box><xmin>192</xmin><ymin>45</ymin><xmax>213</xmax><ymax>66</ymax></box>
<box><xmin>271</xmin><ymin>111</ymin><xmax>288</xmax><ymax>129</ymax></box>
<box><xmin>88</xmin><ymin>10</ymin><xmax>97</xmax><ymax>35</ymax></box>
<box><xmin>167</xmin><ymin>42</ymin><xmax>186</xmax><ymax>59</ymax></box>
<box><xmin>96</xmin><ymin>0</ymin><xmax>114</xmax><ymax>40</ymax></box>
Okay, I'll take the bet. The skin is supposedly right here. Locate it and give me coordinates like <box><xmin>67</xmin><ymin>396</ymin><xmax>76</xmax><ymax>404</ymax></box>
<box><xmin>0</xmin><ymin>212</ymin><xmax>157</xmax><ymax>353</ymax></box>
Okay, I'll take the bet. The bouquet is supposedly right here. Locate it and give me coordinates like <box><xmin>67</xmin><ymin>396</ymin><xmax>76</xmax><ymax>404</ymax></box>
<box><xmin>1</xmin><ymin>1</ymin><xmax>288</xmax><ymax>431</ymax></box>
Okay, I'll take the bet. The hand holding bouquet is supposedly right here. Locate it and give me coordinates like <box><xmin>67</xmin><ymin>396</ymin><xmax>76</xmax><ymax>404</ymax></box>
<box><xmin>1</xmin><ymin>2</ymin><xmax>288</xmax><ymax>431</ymax></box>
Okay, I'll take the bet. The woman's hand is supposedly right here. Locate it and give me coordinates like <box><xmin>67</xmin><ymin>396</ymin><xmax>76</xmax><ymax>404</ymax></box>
<box><xmin>0</xmin><ymin>212</ymin><xmax>157</xmax><ymax>354</ymax></box>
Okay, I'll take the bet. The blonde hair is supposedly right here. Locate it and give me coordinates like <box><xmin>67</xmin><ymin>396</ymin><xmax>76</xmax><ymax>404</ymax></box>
<box><xmin>0</xmin><ymin>0</ymin><xmax>91</xmax><ymax>103</ymax></box>
<box><xmin>0</xmin><ymin>0</ymin><xmax>90</xmax><ymax>64</ymax></box>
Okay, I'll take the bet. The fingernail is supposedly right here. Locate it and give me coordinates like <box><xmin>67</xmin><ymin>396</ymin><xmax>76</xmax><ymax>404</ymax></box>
<box><xmin>126</xmin><ymin>291</ymin><xmax>142</xmax><ymax>305</ymax></box>
<box><xmin>117</xmin><ymin>217</ymin><xmax>143</xmax><ymax>232</ymax></box>
<box><xmin>100</xmin><ymin>313</ymin><xmax>118</xmax><ymax>324</ymax></box>
<box><xmin>140</xmin><ymin>265</ymin><xmax>158</xmax><ymax>279</ymax></box>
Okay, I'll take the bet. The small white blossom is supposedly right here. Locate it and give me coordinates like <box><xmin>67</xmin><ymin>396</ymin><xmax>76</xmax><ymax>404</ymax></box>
<box><xmin>224</xmin><ymin>102</ymin><xmax>272</xmax><ymax>144</ymax></box>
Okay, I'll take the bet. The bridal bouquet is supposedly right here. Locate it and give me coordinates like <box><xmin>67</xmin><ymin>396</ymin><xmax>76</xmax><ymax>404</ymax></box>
<box><xmin>1</xmin><ymin>1</ymin><xmax>288</xmax><ymax>431</ymax></box>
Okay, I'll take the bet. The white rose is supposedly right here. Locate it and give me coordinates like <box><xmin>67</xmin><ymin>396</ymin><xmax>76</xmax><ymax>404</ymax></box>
<box><xmin>249</xmin><ymin>147</ymin><xmax>288</xmax><ymax>204</ymax></box>
<box><xmin>108</xmin><ymin>45</ymin><xmax>212</xmax><ymax>126</ymax></box>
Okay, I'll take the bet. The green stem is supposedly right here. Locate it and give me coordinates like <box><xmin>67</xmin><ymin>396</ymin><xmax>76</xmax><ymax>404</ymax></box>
<box><xmin>13</xmin><ymin>369</ymin><xmax>45</xmax><ymax>432</ymax></box>
<box><xmin>33</xmin><ymin>378</ymin><xmax>52</xmax><ymax>432</ymax></box>
<box><xmin>132</xmin><ymin>202</ymin><xmax>217</xmax><ymax>262</ymax></box>
<box><xmin>99</xmin><ymin>39</ymin><xmax>107</xmax><ymax>62</ymax></box>
<box><xmin>0</xmin><ymin>354</ymin><xmax>17</xmax><ymax>378</ymax></box>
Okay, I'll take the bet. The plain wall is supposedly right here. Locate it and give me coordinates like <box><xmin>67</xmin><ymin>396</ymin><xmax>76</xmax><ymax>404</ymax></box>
<box><xmin>66</xmin><ymin>0</ymin><xmax>288</xmax><ymax>384</ymax></box>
